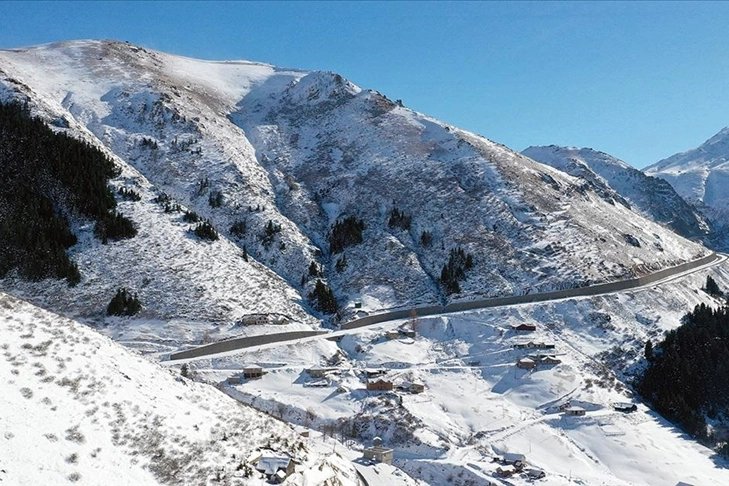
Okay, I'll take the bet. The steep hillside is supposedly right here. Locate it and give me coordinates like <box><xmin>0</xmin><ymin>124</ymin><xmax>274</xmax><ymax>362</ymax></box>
<box><xmin>0</xmin><ymin>291</ymin><xmax>358</xmax><ymax>485</ymax></box>
<box><xmin>0</xmin><ymin>40</ymin><xmax>708</xmax><ymax>335</ymax></box>
<box><xmin>523</xmin><ymin>145</ymin><xmax>709</xmax><ymax>240</ymax></box>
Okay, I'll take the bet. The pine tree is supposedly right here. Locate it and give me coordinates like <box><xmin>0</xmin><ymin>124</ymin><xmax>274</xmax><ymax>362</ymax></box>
<box><xmin>193</xmin><ymin>220</ymin><xmax>219</xmax><ymax>241</ymax></box>
<box><xmin>329</xmin><ymin>216</ymin><xmax>365</xmax><ymax>254</ymax></box>
<box><xmin>309</xmin><ymin>279</ymin><xmax>337</xmax><ymax>314</ymax></box>
<box><xmin>705</xmin><ymin>275</ymin><xmax>722</xmax><ymax>297</ymax></box>
<box><xmin>107</xmin><ymin>288</ymin><xmax>142</xmax><ymax>316</ymax></box>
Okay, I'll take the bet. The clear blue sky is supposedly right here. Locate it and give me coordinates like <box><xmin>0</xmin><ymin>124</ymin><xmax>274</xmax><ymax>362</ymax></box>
<box><xmin>2</xmin><ymin>1</ymin><xmax>729</xmax><ymax>168</ymax></box>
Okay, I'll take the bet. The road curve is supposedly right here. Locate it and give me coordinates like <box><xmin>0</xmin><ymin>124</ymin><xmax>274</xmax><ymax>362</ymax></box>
<box><xmin>167</xmin><ymin>252</ymin><xmax>721</xmax><ymax>362</ymax></box>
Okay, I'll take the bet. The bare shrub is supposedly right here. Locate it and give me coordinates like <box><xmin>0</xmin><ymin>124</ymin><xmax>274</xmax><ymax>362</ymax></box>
<box><xmin>65</xmin><ymin>425</ymin><xmax>86</xmax><ymax>444</ymax></box>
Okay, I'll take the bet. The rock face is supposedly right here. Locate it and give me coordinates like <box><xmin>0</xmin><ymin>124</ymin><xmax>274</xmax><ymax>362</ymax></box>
<box><xmin>0</xmin><ymin>40</ymin><xmax>707</xmax><ymax>329</ymax></box>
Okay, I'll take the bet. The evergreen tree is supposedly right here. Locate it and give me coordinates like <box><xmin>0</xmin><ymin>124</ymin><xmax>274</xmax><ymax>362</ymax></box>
<box><xmin>208</xmin><ymin>190</ymin><xmax>224</xmax><ymax>208</ymax></box>
<box><xmin>705</xmin><ymin>275</ymin><xmax>723</xmax><ymax>297</ymax></box>
<box><xmin>183</xmin><ymin>210</ymin><xmax>202</xmax><ymax>223</ymax></box>
<box><xmin>106</xmin><ymin>288</ymin><xmax>142</xmax><ymax>316</ymax></box>
<box><xmin>193</xmin><ymin>220</ymin><xmax>219</xmax><ymax>241</ymax></box>
<box><xmin>388</xmin><ymin>207</ymin><xmax>411</xmax><ymax>231</ymax></box>
<box><xmin>420</xmin><ymin>230</ymin><xmax>433</xmax><ymax>246</ymax></box>
<box><xmin>644</xmin><ymin>339</ymin><xmax>654</xmax><ymax>361</ymax></box>
<box><xmin>439</xmin><ymin>247</ymin><xmax>474</xmax><ymax>295</ymax></box>
<box><xmin>329</xmin><ymin>216</ymin><xmax>365</xmax><ymax>254</ymax></box>
<box><xmin>230</xmin><ymin>220</ymin><xmax>247</xmax><ymax>238</ymax></box>
<box><xmin>309</xmin><ymin>279</ymin><xmax>337</xmax><ymax>314</ymax></box>
<box><xmin>260</xmin><ymin>220</ymin><xmax>281</xmax><ymax>249</ymax></box>
<box><xmin>0</xmin><ymin>100</ymin><xmax>137</xmax><ymax>285</ymax></box>
<box><xmin>638</xmin><ymin>303</ymin><xmax>729</xmax><ymax>441</ymax></box>
<box><xmin>335</xmin><ymin>254</ymin><xmax>348</xmax><ymax>273</ymax></box>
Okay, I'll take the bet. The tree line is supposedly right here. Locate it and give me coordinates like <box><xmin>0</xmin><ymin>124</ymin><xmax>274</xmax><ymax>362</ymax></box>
<box><xmin>639</xmin><ymin>288</ymin><xmax>729</xmax><ymax>451</ymax></box>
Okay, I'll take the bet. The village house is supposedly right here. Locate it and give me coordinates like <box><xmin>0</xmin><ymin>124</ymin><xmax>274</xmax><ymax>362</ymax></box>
<box><xmin>398</xmin><ymin>326</ymin><xmax>416</xmax><ymax>338</ymax></box>
<box><xmin>495</xmin><ymin>465</ymin><xmax>518</xmax><ymax>477</ymax></box>
<box><xmin>363</xmin><ymin>368</ymin><xmax>388</xmax><ymax>378</ymax></box>
<box><xmin>242</xmin><ymin>364</ymin><xmax>264</xmax><ymax>380</ymax></box>
<box><xmin>385</xmin><ymin>330</ymin><xmax>400</xmax><ymax>340</ymax></box>
<box><xmin>564</xmin><ymin>406</ymin><xmax>586</xmax><ymax>416</ymax></box>
<box><xmin>537</xmin><ymin>355</ymin><xmax>561</xmax><ymax>365</ymax></box>
<box><xmin>254</xmin><ymin>454</ymin><xmax>295</xmax><ymax>483</ymax></box>
<box><xmin>527</xmin><ymin>468</ymin><xmax>546</xmax><ymax>479</ymax></box>
<box><xmin>306</xmin><ymin>367</ymin><xmax>335</xmax><ymax>378</ymax></box>
<box><xmin>362</xmin><ymin>437</ymin><xmax>394</xmax><ymax>465</ymax></box>
<box><xmin>238</xmin><ymin>314</ymin><xmax>270</xmax><ymax>326</ymax></box>
<box><xmin>366</xmin><ymin>379</ymin><xmax>393</xmax><ymax>391</ymax></box>
<box><xmin>500</xmin><ymin>452</ymin><xmax>527</xmax><ymax>466</ymax></box>
<box><xmin>614</xmin><ymin>402</ymin><xmax>638</xmax><ymax>413</ymax></box>
<box><xmin>227</xmin><ymin>374</ymin><xmax>242</xmax><ymax>385</ymax></box>
<box><xmin>513</xmin><ymin>341</ymin><xmax>555</xmax><ymax>349</ymax></box>
<box><xmin>511</xmin><ymin>323</ymin><xmax>537</xmax><ymax>332</ymax></box>
<box><xmin>516</xmin><ymin>357</ymin><xmax>537</xmax><ymax>370</ymax></box>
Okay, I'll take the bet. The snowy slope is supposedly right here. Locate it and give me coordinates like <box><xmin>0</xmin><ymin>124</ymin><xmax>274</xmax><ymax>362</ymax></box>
<box><xmin>231</xmin><ymin>65</ymin><xmax>708</xmax><ymax>305</ymax></box>
<box><xmin>523</xmin><ymin>145</ymin><xmax>709</xmax><ymax>239</ymax></box>
<box><xmin>0</xmin><ymin>290</ymin><xmax>359</xmax><ymax>486</ymax></box>
<box><xmin>187</xmin><ymin>258</ymin><xmax>729</xmax><ymax>486</ymax></box>
<box><xmin>0</xmin><ymin>41</ymin><xmax>320</xmax><ymax>341</ymax></box>
<box><xmin>0</xmin><ymin>39</ymin><xmax>708</xmax><ymax>332</ymax></box>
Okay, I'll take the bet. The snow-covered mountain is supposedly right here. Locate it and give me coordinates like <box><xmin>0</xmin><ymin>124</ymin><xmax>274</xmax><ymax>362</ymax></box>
<box><xmin>0</xmin><ymin>40</ymin><xmax>708</xmax><ymax>340</ymax></box>
<box><xmin>523</xmin><ymin>145</ymin><xmax>710</xmax><ymax>240</ymax></box>
<box><xmin>644</xmin><ymin>128</ymin><xmax>729</xmax><ymax>250</ymax></box>
<box><xmin>0</xmin><ymin>291</ymin><xmax>359</xmax><ymax>485</ymax></box>
<box><xmin>645</xmin><ymin>127</ymin><xmax>729</xmax><ymax>207</ymax></box>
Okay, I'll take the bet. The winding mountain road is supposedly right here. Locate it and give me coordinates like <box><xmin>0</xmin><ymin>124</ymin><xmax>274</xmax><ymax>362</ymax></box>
<box><xmin>165</xmin><ymin>252</ymin><xmax>724</xmax><ymax>363</ymax></box>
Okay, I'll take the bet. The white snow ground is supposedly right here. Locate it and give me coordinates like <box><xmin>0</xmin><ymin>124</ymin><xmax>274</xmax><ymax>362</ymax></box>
<box><xmin>0</xmin><ymin>291</ymin><xmax>360</xmax><ymax>486</ymax></box>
